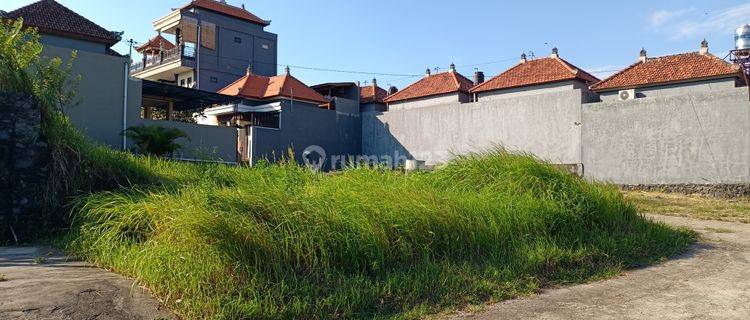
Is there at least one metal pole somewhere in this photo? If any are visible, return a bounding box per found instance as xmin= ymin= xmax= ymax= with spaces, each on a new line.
xmin=123 ymin=39 xmax=134 ymax=150
xmin=196 ymin=15 xmax=201 ymax=90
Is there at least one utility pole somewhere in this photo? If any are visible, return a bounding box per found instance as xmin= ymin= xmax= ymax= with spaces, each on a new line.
xmin=123 ymin=38 xmax=136 ymax=151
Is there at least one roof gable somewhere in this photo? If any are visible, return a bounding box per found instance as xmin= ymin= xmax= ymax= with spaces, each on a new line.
xmin=5 ymin=0 xmax=120 ymax=46
xmin=219 ymin=73 xmax=327 ymax=104
xmin=361 ymin=85 xmax=388 ymax=103
xmin=183 ymin=0 xmax=270 ymax=26
xmin=591 ymin=52 xmax=740 ymax=92
xmin=471 ymin=57 xmax=599 ymax=93
xmin=136 ymin=35 xmax=175 ymax=53
xmin=384 ymin=71 xmax=473 ymax=103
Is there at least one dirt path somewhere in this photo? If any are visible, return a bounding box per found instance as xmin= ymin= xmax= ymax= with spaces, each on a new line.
xmin=446 ymin=214 xmax=750 ymax=320
xmin=0 ymin=246 xmax=174 ymax=320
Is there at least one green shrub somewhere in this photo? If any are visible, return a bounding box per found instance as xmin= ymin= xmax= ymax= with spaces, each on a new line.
xmin=124 ymin=125 xmax=189 ymax=157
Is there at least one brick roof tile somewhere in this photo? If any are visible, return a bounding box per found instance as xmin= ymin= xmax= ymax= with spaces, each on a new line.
xmin=360 ymin=85 xmax=388 ymax=103
xmin=591 ymin=52 xmax=740 ymax=92
xmin=219 ymin=72 xmax=327 ymax=104
xmin=136 ymin=35 xmax=176 ymax=53
xmin=5 ymin=0 xmax=120 ymax=46
xmin=471 ymin=57 xmax=599 ymax=93
xmin=183 ymin=0 xmax=269 ymax=26
xmin=384 ymin=71 xmax=473 ymax=103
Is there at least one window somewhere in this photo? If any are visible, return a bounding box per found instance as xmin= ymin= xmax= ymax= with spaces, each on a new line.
xmin=261 ymin=44 xmax=270 ymax=50
xmin=210 ymin=77 xmax=218 ymax=83
xmin=200 ymin=22 xmax=216 ymax=50
xmin=234 ymin=37 xmax=242 ymax=44
xmin=179 ymin=79 xmax=185 ymax=87
xmin=186 ymin=77 xmax=193 ymax=88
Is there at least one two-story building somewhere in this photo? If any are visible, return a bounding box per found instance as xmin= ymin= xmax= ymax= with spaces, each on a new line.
xmin=130 ymin=0 xmax=278 ymax=93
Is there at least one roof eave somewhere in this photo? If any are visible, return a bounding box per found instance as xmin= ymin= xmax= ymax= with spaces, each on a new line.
xmin=385 ymin=90 xmax=465 ymax=104
xmin=592 ymin=73 xmax=741 ymax=93
xmin=34 ymin=25 xmax=119 ymax=46
xmin=471 ymin=77 xmax=581 ymax=93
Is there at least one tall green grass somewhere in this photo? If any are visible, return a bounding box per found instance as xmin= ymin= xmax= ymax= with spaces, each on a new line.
xmin=62 ymin=150 xmax=695 ymax=319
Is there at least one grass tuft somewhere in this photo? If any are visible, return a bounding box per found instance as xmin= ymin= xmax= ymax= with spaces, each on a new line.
xmin=61 ymin=150 xmax=696 ymax=319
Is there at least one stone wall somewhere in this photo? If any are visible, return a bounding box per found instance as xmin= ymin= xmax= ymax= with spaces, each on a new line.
xmin=0 ymin=93 xmax=49 ymax=243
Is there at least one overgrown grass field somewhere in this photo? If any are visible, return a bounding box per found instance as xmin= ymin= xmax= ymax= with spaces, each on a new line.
xmin=2 ymin=18 xmax=695 ymax=319
xmin=61 ymin=150 xmax=696 ymax=319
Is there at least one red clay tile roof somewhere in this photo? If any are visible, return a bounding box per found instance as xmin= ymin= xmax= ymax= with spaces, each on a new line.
xmin=136 ymin=35 xmax=176 ymax=53
xmin=183 ymin=0 xmax=270 ymax=26
xmin=471 ymin=57 xmax=599 ymax=93
xmin=219 ymin=72 xmax=327 ymax=104
xmin=591 ymin=52 xmax=740 ymax=92
xmin=5 ymin=0 xmax=120 ymax=46
xmin=360 ymin=85 xmax=388 ymax=103
xmin=384 ymin=71 xmax=474 ymax=103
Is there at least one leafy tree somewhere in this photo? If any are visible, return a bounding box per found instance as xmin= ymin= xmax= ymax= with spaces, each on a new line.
xmin=124 ymin=125 xmax=189 ymax=157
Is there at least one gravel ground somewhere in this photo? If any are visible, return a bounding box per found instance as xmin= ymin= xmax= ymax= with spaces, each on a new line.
xmin=0 ymin=246 xmax=175 ymax=320
xmin=445 ymin=214 xmax=750 ymax=320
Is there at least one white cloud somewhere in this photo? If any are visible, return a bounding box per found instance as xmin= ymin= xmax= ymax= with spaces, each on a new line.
xmin=585 ymin=65 xmax=628 ymax=79
xmin=673 ymin=3 xmax=750 ymax=39
xmin=649 ymin=3 xmax=750 ymax=40
xmin=649 ymin=9 xmax=692 ymax=27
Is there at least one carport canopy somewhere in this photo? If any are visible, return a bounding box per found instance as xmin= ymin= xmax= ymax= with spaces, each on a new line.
xmin=141 ymin=80 xmax=240 ymax=111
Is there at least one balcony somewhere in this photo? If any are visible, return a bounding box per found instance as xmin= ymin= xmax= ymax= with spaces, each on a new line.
xmin=130 ymin=43 xmax=196 ymax=75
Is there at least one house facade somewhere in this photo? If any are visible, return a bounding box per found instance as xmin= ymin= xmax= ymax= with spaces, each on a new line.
xmin=471 ymin=48 xmax=600 ymax=102
xmin=591 ymin=41 xmax=742 ymax=101
xmin=359 ymin=79 xmax=390 ymax=112
xmin=4 ymin=0 xmax=141 ymax=149
xmin=130 ymin=0 xmax=278 ymax=93
xmin=384 ymin=64 xmax=474 ymax=110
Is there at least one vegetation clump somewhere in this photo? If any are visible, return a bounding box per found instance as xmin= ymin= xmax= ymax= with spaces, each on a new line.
xmin=63 ymin=151 xmax=695 ymax=319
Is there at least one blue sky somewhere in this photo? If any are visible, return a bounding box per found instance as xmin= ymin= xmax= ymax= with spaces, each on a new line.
xmin=4 ymin=0 xmax=750 ymax=87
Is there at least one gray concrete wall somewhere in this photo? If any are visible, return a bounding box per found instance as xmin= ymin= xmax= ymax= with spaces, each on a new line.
xmin=135 ymin=119 xmax=239 ymax=163
xmin=251 ymin=102 xmax=361 ymax=170
xmin=363 ymin=89 xmax=585 ymax=166
xmin=477 ymin=80 xmax=573 ymax=100
xmin=361 ymin=102 xmax=387 ymax=113
xmin=598 ymin=78 xmax=738 ymax=102
xmin=40 ymin=34 xmax=107 ymax=54
xmin=582 ymin=87 xmax=750 ymax=184
xmin=333 ymin=97 xmax=360 ymax=115
xmin=41 ymin=43 xmax=139 ymax=149
xmin=388 ymin=92 xmax=471 ymax=111
xmin=191 ymin=10 xmax=278 ymax=92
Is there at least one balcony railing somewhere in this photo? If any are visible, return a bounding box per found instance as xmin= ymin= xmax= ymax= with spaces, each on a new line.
xmin=130 ymin=43 xmax=196 ymax=74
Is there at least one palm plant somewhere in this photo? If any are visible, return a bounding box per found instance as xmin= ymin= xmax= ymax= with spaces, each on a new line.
xmin=124 ymin=125 xmax=189 ymax=157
